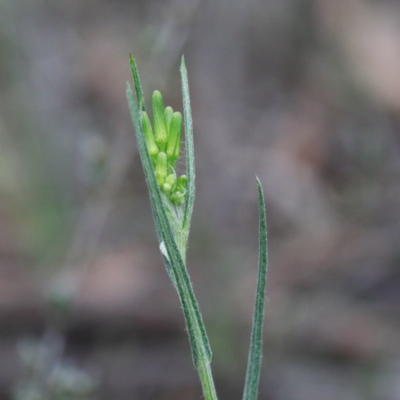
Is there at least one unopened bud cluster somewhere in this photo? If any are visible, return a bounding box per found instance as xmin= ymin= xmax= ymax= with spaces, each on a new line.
xmin=141 ymin=90 xmax=187 ymax=205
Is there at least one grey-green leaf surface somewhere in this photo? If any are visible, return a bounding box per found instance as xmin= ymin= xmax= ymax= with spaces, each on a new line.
xmin=129 ymin=55 xmax=145 ymax=112
xmin=180 ymin=57 xmax=195 ymax=233
xmin=242 ymin=177 xmax=268 ymax=400
xmin=126 ymin=83 xmax=211 ymax=367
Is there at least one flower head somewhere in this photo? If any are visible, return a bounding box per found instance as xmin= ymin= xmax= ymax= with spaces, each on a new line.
xmin=141 ymin=91 xmax=186 ymax=206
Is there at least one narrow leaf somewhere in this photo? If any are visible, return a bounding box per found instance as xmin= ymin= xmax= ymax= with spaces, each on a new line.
xmin=127 ymin=83 xmax=211 ymax=367
xmin=242 ymin=177 xmax=268 ymax=400
xmin=130 ymin=55 xmax=145 ymax=112
xmin=180 ymin=56 xmax=195 ymax=232
xmin=127 ymin=84 xmax=174 ymax=281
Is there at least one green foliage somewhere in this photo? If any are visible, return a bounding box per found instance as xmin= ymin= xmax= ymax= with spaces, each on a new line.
xmin=126 ymin=67 xmax=212 ymax=367
xmin=180 ymin=57 xmax=196 ymax=233
xmin=127 ymin=56 xmax=269 ymax=400
xmin=242 ymin=177 xmax=269 ymax=400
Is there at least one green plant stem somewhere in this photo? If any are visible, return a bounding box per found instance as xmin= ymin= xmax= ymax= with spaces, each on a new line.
xmin=176 ymin=230 xmax=187 ymax=263
xmin=164 ymin=200 xmax=217 ymax=399
xmin=127 ymin=59 xmax=218 ymax=400
xmin=164 ymin=199 xmax=187 ymax=262
xmin=198 ymin=361 xmax=218 ymax=400
xmin=162 ymin=199 xmax=217 ymax=399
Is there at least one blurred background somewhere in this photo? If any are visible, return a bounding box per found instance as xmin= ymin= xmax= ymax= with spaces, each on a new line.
xmin=1 ymin=0 xmax=400 ymax=399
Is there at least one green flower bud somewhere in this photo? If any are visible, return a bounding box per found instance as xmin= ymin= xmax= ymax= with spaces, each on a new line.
xmin=164 ymin=106 xmax=173 ymax=134
xmin=166 ymin=173 xmax=177 ymax=187
xmin=170 ymin=190 xmax=185 ymax=206
xmin=162 ymin=183 xmax=172 ymax=193
xmin=152 ymin=91 xmax=168 ymax=151
xmin=176 ymin=175 xmax=187 ymax=192
xmin=141 ymin=112 xmax=159 ymax=158
xmin=162 ymin=174 xmax=177 ymax=194
xmin=166 ymin=111 xmax=182 ymax=162
xmin=155 ymin=152 xmax=168 ymax=186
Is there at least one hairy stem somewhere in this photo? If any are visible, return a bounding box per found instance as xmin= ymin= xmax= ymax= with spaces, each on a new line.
xmin=198 ymin=361 xmax=218 ymax=400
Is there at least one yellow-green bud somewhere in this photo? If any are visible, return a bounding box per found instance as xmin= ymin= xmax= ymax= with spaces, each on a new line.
xmin=155 ymin=152 xmax=168 ymax=186
xmin=170 ymin=190 xmax=185 ymax=206
xmin=141 ymin=112 xmax=159 ymax=158
xmin=162 ymin=174 xmax=177 ymax=194
xmin=166 ymin=111 xmax=182 ymax=162
xmin=176 ymin=175 xmax=187 ymax=192
xmin=164 ymin=106 xmax=173 ymax=135
xmin=162 ymin=183 xmax=172 ymax=193
xmin=152 ymin=91 xmax=168 ymax=151
xmin=166 ymin=173 xmax=177 ymax=186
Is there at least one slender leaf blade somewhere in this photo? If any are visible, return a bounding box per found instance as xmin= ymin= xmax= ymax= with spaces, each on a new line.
xmin=180 ymin=56 xmax=195 ymax=232
xmin=127 ymin=83 xmax=211 ymax=367
xmin=242 ymin=177 xmax=268 ymax=400
xmin=130 ymin=55 xmax=145 ymax=112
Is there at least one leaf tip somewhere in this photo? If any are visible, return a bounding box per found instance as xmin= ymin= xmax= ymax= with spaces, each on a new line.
xmin=180 ymin=55 xmax=186 ymax=71
xmin=126 ymin=81 xmax=133 ymax=92
xmin=129 ymin=54 xmax=136 ymax=71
